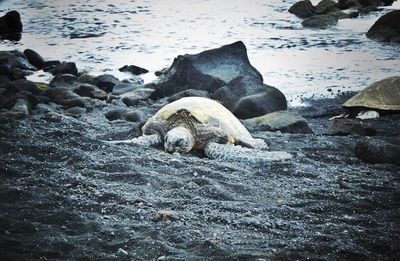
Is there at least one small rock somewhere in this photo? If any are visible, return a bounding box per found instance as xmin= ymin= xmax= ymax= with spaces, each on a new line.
xmin=74 ymin=83 xmax=108 ymax=100
xmin=119 ymin=65 xmax=149 ymax=75
xmin=104 ymin=108 xmax=126 ymax=121
xmin=122 ymin=88 xmax=155 ymax=106
xmin=355 ymin=137 xmax=400 ymax=166
xmin=315 ymin=0 xmax=339 ymax=14
xmin=49 ymin=74 xmax=79 ymax=88
xmin=325 ymin=119 xmax=377 ymax=136
xmin=124 ymin=110 xmax=144 ymax=122
xmin=244 ymin=111 xmax=314 ymax=134
xmin=112 ymin=82 xmax=140 ymax=95
xmin=11 ymin=98 xmax=30 ymax=116
xmin=302 ymin=14 xmax=339 ymax=29
xmin=47 ymin=62 xmax=78 ymax=76
xmin=154 ymin=67 xmax=169 ymax=77
xmin=0 ymin=11 xmax=23 ymax=35
xmin=167 ymin=89 xmax=210 ymax=103
xmin=116 ymin=248 xmax=128 ymax=257
xmin=93 ymin=74 xmax=119 ymax=92
xmin=289 ymin=0 xmax=315 ymax=18
xmin=152 ymin=210 xmax=177 ymax=222
xmin=78 ymin=73 xmax=96 ymax=84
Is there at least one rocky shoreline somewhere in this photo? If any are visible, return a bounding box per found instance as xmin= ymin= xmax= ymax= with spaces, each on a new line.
xmin=1 ymin=3 xmax=400 ymax=260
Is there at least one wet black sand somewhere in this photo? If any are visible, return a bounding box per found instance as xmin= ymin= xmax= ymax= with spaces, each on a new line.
xmin=0 ymin=97 xmax=399 ymax=260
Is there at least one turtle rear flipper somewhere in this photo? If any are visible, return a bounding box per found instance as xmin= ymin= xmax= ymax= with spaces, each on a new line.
xmin=204 ymin=142 xmax=292 ymax=163
xmin=236 ymin=138 xmax=268 ymax=149
xmin=104 ymin=134 xmax=162 ymax=147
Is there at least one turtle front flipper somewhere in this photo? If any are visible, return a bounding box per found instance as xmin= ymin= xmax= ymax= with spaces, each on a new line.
xmin=104 ymin=134 xmax=162 ymax=147
xmin=204 ymin=142 xmax=292 ymax=163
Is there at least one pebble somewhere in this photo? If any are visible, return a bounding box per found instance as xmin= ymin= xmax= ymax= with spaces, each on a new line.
xmin=116 ymin=248 xmax=128 ymax=256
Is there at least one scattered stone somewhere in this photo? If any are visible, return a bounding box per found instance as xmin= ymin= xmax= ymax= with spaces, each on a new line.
xmin=149 ymin=41 xmax=263 ymax=99
xmin=154 ymin=67 xmax=169 ymax=77
xmin=124 ymin=110 xmax=144 ymax=122
xmin=49 ymin=74 xmax=79 ymax=88
xmin=366 ymin=10 xmax=400 ymax=43
xmin=0 ymin=11 xmax=23 ymax=35
xmin=355 ymin=137 xmax=400 ymax=166
xmin=74 ymin=84 xmax=108 ymax=100
xmin=104 ymin=108 xmax=126 ymax=121
xmin=78 ymin=73 xmax=96 ymax=84
xmin=11 ymin=98 xmax=30 ymax=116
xmin=93 ymin=74 xmax=119 ymax=92
xmin=112 ymin=82 xmax=140 ymax=95
xmin=42 ymin=60 xmax=61 ymax=70
xmin=47 ymin=62 xmax=78 ymax=76
xmin=213 ymin=75 xmax=287 ymax=119
xmin=43 ymin=87 xmax=88 ymax=108
xmin=302 ymin=14 xmax=339 ymax=29
xmin=11 ymin=79 xmax=42 ymax=95
xmin=121 ymin=88 xmax=155 ymax=106
xmin=288 ymin=0 xmax=316 ymax=18
xmin=23 ymin=49 xmax=45 ymax=69
xmin=152 ymin=210 xmax=177 ymax=222
xmin=244 ymin=111 xmax=314 ymax=134
xmin=325 ymin=119 xmax=377 ymax=136
xmin=315 ymin=0 xmax=339 ymax=14
xmin=116 ymin=248 xmax=129 ymax=257
xmin=119 ymin=65 xmax=149 ymax=75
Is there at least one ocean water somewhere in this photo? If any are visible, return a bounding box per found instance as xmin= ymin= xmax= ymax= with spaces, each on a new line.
xmin=1 ymin=0 xmax=399 ymax=105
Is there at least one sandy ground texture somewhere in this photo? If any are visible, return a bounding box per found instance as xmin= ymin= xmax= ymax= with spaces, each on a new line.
xmin=0 ymin=96 xmax=399 ymax=260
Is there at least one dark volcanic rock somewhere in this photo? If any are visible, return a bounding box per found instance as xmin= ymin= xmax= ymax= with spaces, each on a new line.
xmin=74 ymin=84 xmax=108 ymax=101
xmin=47 ymin=62 xmax=78 ymax=76
xmin=315 ymin=0 xmax=339 ymax=14
xmin=119 ymin=65 xmax=149 ymax=75
xmin=366 ymin=10 xmax=400 ymax=43
xmin=43 ymin=87 xmax=89 ymax=108
xmin=93 ymin=74 xmax=119 ymax=92
xmin=213 ymin=75 xmax=287 ymax=119
xmin=302 ymin=14 xmax=339 ymax=28
xmin=122 ymin=88 xmax=155 ymax=106
xmin=244 ymin=111 xmax=314 ymax=134
xmin=150 ymin=41 xmax=263 ymax=99
xmin=112 ymin=82 xmax=140 ymax=95
xmin=23 ymin=49 xmax=46 ymax=70
xmin=49 ymin=74 xmax=79 ymax=88
xmin=325 ymin=119 xmax=377 ymax=136
xmin=0 ymin=11 xmax=23 ymax=35
xmin=288 ymin=0 xmax=316 ymax=18
xmin=167 ymin=89 xmax=210 ymax=103
xmin=355 ymin=137 xmax=400 ymax=165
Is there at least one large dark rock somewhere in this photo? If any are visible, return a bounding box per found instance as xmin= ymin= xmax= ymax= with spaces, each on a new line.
xmin=0 ymin=11 xmax=22 ymax=35
xmin=149 ymin=41 xmax=263 ymax=99
xmin=288 ymin=0 xmax=316 ymax=18
xmin=213 ymin=75 xmax=287 ymax=119
xmin=23 ymin=49 xmax=46 ymax=69
xmin=315 ymin=0 xmax=339 ymax=14
xmin=325 ymin=119 xmax=377 ymax=136
xmin=93 ymin=74 xmax=120 ymax=93
xmin=366 ymin=10 xmax=400 ymax=43
xmin=43 ymin=87 xmax=89 ymax=108
xmin=244 ymin=111 xmax=314 ymax=134
xmin=355 ymin=137 xmax=400 ymax=166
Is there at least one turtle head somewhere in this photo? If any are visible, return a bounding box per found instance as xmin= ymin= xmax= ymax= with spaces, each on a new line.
xmin=164 ymin=127 xmax=195 ymax=153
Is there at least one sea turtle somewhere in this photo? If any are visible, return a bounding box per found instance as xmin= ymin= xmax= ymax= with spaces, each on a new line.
xmin=332 ymin=76 xmax=400 ymax=120
xmin=107 ymin=97 xmax=292 ymax=163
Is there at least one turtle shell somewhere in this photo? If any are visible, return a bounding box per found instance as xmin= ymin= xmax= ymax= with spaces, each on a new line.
xmin=142 ymin=97 xmax=253 ymax=142
xmin=343 ymin=76 xmax=400 ymax=111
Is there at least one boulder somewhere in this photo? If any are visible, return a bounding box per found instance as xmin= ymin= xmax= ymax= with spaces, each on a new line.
xmin=302 ymin=14 xmax=339 ymax=29
xmin=0 ymin=11 xmax=23 ymax=34
xmin=23 ymin=49 xmax=46 ymax=69
xmin=244 ymin=111 xmax=314 ymax=134
xmin=213 ymin=75 xmax=287 ymax=119
xmin=355 ymin=138 xmax=400 ymax=166
xmin=93 ymin=74 xmax=119 ymax=92
xmin=366 ymin=10 xmax=400 ymax=43
xmin=288 ymin=0 xmax=316 ymax=18
xmin=121 ymin=88 xmax=155 ymax=106
xmin=325 ymin=119 xmax=377 ymax=136
xmin=119 ymin=65 xmax=149 ymax=75
xmin=43 ymin=87 xmax=88 ymax=108
xmin=149 ymin=41 xmax=263 ymax=99
xmin=47 ymin=62 xmax=78 ymax=76
xmin=49 ymin=74 xmax=79 ymax=88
